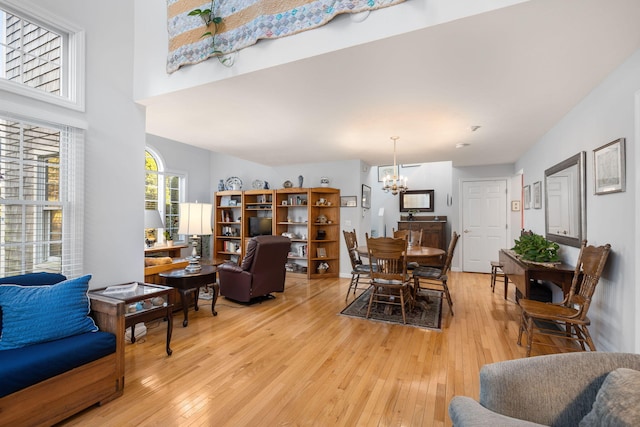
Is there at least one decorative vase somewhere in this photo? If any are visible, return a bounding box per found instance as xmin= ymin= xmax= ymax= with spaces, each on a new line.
xmin=217 ymin=179 xmax=225 ymax=191
xmin=298 ymin=175 xmax=304 ymax=188
xmin=320 ymin=176 xmax=330 ymax=187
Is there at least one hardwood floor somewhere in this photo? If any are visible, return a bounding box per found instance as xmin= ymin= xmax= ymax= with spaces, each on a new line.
xmin=60 ymin=272 xmax=563 ymax=426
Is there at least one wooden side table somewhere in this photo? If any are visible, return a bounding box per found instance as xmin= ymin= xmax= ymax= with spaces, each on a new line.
xmin=90 ymin=283 xmax=174 ymax=356
xmin=160 ymin=264 xmax=220 ymax=327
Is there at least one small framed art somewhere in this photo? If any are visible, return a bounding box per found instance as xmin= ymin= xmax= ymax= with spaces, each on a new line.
xmin=594 ymin=137 xmax=626 ymax=195
xmin=340 ymin=196 xmax=357 ymax=207
xmin=378 ymin=165 xmax=398 ymax=182
xmin=523 ymin=185 xmax=531 ymax=210
xmin=533 ymin=181 xmax=542 ymax=209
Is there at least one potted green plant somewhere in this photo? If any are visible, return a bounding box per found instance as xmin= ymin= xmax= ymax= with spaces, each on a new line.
xmin=164 ymin=230 xmax=174 ymax=247
xmin=512 ymin=232 xmax=560 ymax=263
xmin=188 ymin=0 xmax=234 ymax=67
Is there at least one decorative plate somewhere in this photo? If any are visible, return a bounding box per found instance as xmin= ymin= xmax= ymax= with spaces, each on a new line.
xmin=225 ymin=176 xmax=243 ymax=191
xmin=252 ymin=179 xmax=264 ymax=189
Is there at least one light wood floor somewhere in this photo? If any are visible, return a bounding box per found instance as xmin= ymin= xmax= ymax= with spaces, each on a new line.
xmin=60 ymin=272 xmax=562 ymax=426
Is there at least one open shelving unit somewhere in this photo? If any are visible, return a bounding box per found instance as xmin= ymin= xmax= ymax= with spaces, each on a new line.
xmin=214 ymin=187 xmax=339 ymax=278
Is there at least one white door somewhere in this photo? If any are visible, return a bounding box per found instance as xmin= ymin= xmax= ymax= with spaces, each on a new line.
xmin=462 ymin=180 xmax=508 ymax=273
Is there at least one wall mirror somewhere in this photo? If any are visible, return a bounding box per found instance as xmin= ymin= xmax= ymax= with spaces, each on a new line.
xmin=399 ymin=190 xmax=434 ymax=212
xmin=544 ymin=152 xmax=586 ymax=247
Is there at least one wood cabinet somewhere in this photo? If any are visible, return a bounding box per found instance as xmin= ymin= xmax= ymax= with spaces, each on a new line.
xmin=397 ymin=216 xmax=447 ymax=251
xmin=214 ymin=187 xmax=340 ymax=278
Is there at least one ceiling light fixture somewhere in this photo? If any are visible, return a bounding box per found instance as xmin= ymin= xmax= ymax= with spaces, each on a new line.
xmin=382 ymin=136 xmax=408 ymax=196
xmin=456 ymin=143 xmax=471 ymax=149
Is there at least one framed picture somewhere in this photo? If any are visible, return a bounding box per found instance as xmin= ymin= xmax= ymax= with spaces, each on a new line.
xmin=523 ymin=185 xmax=531 ymax=210
xmin=378 ymin=165 xmax=398 ymax=182
xmin=593 ymin=137 xmax=626 ymax=195
xmin=316 ymin=247 xmax=327 ymax=258
xmin=361 ymin=184 xmax=371 ymax=209
xmin=340 ymin=196 xmax=357 ymax=207
xmin=533 ymin=181 xmax=542 ymax=209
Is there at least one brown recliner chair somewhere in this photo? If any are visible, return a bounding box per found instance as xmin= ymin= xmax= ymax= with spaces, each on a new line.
xmin=218 ymin=235 xmax=291 ymax=303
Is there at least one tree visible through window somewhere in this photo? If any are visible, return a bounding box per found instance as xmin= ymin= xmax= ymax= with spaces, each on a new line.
xmin=145 ymin=149 xmax=183 ymax=242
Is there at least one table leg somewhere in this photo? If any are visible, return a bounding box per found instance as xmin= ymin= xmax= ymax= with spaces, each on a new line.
xmin=166 ymin=307 xmax=173 ymax=356
xmin=211 ymin=283 xmax=219 ymax=316
xmin=179 ymin=289 xmax=190 ymax=327
xmin=193 ymin=286 xmax=200 ymax=312
xmin=130 ymin=323 xmax=136 ymax=343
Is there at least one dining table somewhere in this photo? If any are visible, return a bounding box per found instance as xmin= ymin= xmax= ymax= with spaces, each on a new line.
xmin=357 ymin=244 xmax=446 ymax=266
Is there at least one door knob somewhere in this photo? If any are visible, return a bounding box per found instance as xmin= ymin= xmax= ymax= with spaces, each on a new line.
xmin=463 ymin=229 xmax=470 ymax=233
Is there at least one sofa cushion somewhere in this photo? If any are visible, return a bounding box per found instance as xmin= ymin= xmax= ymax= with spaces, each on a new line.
xmin=0 ymin=275 xmax=98 ymax=350
xmin=0 ymin=331 xmax=116 ymax=397
xmin=579 ymin=367 xmax=640 ymax=427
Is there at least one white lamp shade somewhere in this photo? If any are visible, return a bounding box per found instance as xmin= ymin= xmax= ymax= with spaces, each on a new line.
xmin=178 ymin=203 xmax=213 ymax=236
xmin=144 ymin=209 xmax=164 ymax=229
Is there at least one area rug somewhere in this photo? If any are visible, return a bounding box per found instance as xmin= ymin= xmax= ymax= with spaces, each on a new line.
xmin=340 ymin=288 xmax=443 ymax=331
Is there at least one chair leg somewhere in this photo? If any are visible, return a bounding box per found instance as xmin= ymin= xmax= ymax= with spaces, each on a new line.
xmin=517 ymin=311 xmax=526 ymax=345
xmin=399 ymin=291 xmax=407 ymax=324
xmin=365 ymin=286 xmax=376 ymax=319
xmin=442 ymin=279 xmax=454 ymax=316
xmin=345 ymin=273 xmax=359 ymax=302
xmin=525 ymin=317 xmax=535 ymax=357
xmin=490 ymin=266 xmax=497 ymax=292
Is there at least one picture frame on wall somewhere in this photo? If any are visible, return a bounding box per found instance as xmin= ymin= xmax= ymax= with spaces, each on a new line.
xmin=523 ymin=185 xmax=531 ymax=210
xmin=340 ymin=196 xmax=357 ymax=207
xmin=361 ymin=184 xmax=371 ymax=209
xmin=533 ymin=181 xmax=542 ymax=209
xmin=593 ymin=137 xmax=626 ymax=195
xmin=378 ymin=165 xmax=398 ymax=182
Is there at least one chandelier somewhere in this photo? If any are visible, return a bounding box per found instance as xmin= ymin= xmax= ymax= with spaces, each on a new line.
xmin=382 ymin=136 xmax=408 ymax=195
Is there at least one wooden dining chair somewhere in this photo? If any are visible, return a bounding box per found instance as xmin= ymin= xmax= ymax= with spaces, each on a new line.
xmin=412 ymin=231 xmax=459 ymax=315
xmin=392 ymin=228 xmax=410 ymax=241
xmin=366 ymin=236 xmax=414 ymax=324
xmin=343 ymin=229 xmax=373 ymax=302
xmin=517 ymin=240 xmax=611 ymax=356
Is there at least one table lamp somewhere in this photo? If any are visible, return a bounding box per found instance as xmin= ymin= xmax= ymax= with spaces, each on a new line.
xmin=178 ymin=202 xmax=213 ymax=272
xmin=144 ymin=209 xmax=165 ymax=248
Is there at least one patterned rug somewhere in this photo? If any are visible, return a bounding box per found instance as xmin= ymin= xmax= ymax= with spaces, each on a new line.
xmin=340 ymin=288 xmax=443 ymax=331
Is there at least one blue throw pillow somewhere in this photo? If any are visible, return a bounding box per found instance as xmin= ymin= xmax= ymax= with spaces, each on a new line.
xmin=0 ymin=275 xmax=98 ymax=350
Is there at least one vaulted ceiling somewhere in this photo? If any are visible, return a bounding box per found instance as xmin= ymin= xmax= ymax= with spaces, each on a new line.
xmin=144 ymin=0 xmax=640 ymax=167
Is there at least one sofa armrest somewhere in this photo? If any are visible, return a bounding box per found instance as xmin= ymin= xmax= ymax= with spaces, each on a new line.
xmin=449 ymin=397 xmax=545 ymax=427
xmin=478 ymin=352 xmax=640 ymax=426
xmin=89 ymin=294 xmax=125 ymax=390
xmin=218 ymin=262 xmax=244 ymax=274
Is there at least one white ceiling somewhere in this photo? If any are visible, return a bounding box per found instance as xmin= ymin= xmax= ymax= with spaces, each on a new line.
xmin=144 ymin=0 xmax=640 ymax=167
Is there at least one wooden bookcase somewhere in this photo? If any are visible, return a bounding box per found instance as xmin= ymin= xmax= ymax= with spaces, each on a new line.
xmin=213 ymin=190 xmax=243 ymax=263
xmin=214 ymin=187 xmax=340 ymax=278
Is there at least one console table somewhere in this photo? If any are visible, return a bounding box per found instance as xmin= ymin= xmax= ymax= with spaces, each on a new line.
xmin=499 ymin=249 xmax=576 ymax=300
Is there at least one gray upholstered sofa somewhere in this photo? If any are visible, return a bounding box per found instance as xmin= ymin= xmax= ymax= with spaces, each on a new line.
xmin=449 ymin=352 xmax=640 ymax=426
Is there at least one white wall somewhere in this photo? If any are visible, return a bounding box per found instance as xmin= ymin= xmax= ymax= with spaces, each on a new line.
xmin=516 ymin=48 xmax=640 ymax=353
xmin=132 ymin=0 xmax=526 ymax=102
xmin=10 ymin=0 xmax=147 ymax=288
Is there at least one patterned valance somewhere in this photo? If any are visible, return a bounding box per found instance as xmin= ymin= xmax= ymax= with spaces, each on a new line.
xmin=167 ymin=0 xmax=406 ymax=73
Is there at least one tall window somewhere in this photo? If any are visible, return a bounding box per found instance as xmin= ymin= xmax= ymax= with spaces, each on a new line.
xmin=0 ymin=114 xmax=83 ymax=277
xmin=0 ymin=2 xmax=84 ymax=109
xmin=145 ymin=148 xmax=184 ymax=241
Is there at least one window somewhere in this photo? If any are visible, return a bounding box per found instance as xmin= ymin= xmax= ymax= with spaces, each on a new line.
xmin=145 ymin=148 xmax=184 ymax=242
xmin=0 ymin=114 xmax=83 ymax=277
xmin=0 ymin=1 xmax=84 ymax=110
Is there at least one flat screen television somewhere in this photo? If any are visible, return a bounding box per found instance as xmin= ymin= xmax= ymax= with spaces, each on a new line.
xmin=249 ymin=217 xmax=272 ymax=236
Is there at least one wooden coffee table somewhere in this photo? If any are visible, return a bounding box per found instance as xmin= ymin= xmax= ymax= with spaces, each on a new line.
xmin=160 ymin=264 xmax=220 ymax=327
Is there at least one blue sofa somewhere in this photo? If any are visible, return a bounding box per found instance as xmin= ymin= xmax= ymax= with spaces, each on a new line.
xmin=0 ymin=273 xmax=125 ymax=426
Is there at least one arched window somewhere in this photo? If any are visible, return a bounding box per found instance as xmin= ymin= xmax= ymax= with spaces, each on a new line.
xmin=145 ymin=148 xmax=184 ymax=242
